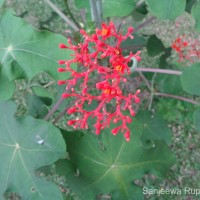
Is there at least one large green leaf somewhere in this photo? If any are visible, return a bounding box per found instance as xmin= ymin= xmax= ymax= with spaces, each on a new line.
xmin=191 ymin=1 xmax=200 ymax=32
xmin=75 ymin=0 xmax=136 ymax=18
xmin=0 ymin=0 xmax=4 ymax=7
xmin=146 ymin=0 xmax=186 ymax=19
xmin=58 ymin=120 xmax=175 ymax=199
xmin=0 ymin=101 xmax=66 ymax=199
xmin=103 ymin=0 xmax=136 ymax=18
xmin=0 ymin=11 xmax=71 ymax=81
xmin=181 ymin=63 xmax=200 ymax=96
xmin=193 ymin=109 xmax=200 ymax=132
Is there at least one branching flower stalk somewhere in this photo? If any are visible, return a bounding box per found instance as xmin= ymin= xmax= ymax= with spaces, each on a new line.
xmin=57 ymin=22 xmax=141 ymax=141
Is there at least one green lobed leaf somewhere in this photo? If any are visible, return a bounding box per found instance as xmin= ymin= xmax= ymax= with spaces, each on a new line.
xmin=103 ymin=0 xmax=136 ymax=18
xmin=74 ymin=0 xmax=136 ymax=18
xmin=146 ymin=0 xmax=186 ymax=19
xmin=0 ymin=101 xmax=66 ymax=200
xmin=193 ymin=109 xmax=200 ymax=132
xmin=191 ymin=1 xmax=200 ymax=32
xmin=146 ymin=35 xmax=165 ymax=57
xmin=181 ymin=63 xmax=200 ymax=96
xmin=0 ymin=10 xmax=72 ymax=81
xmin=59 ymin=120 xmax=175 ymax=199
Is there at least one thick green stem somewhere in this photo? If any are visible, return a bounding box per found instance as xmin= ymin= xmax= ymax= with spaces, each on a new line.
xmin=135 ymin=67 xmax=182 ymax=75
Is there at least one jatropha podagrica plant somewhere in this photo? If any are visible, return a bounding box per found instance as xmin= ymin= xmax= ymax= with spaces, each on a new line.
xmin=57 ymin=22 xmax=141 ymax=141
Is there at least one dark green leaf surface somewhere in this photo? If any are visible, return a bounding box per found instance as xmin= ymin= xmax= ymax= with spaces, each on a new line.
xmin=191 ymin=1 xmax=200 ymax=32
xmin=146 ymin=0 xmax=186 ymax=19
xmin=156 ymin=74 xmax=182 ymax=94
xmin=186 ymin=0 xmax=198 ymax=13
xmin=137 ymin=111 xmax=172 ymax=145
xmin=181 ymin=63 xmax=200 ymax=96
xmin=146 ymin=35 xmax=165 ymax=57
xmin=61 ymin=120 xmax=175 ymax=199
xmin=193 ymin=109 xmax=200 ymax=132
xmin=122 ymin=34 xmax=146 ymax=54
xmin=0 ymin=11 xmax=71 ymax=81
xmin=0 ymin=101 xmax=66 ymax=200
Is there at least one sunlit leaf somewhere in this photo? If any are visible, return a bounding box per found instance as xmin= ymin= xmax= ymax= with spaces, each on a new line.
xmin=146 ymin=0 xmax=186 ymax=19
xmin=0 ymin=0 xmax=4 ymax=7
xmin=74 ymin=0 xmax=136 ymax=18
xmin=0 ymin=101 xmax=66 ymax=200
xmin=0 ymin=11 xmax=71 ymax=81
xmin=191 ymin=1 xmax=200 ymax=32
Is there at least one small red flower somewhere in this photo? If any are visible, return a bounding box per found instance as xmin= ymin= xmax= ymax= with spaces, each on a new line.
xmin=172 ymin=35 xmax=200 ymax=63
xmin=58 ymin=22 xmax=141 ymax=141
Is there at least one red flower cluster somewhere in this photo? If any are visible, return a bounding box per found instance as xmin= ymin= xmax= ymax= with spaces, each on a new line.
xmin=172 ymin=35 xmax=200 ymax=62
xmin=57 ymin=22 xmax=141 ymax=141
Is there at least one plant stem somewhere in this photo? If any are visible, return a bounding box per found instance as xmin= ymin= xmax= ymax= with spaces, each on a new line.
xmin=138 ymin=71 xmax=151 ymax=90
xmin=44 ymin=96 xmax=64 ymax=120
xmin=135 ymin=67 xmax=182 ymax=75
xmin=53 ymin=107 xmax=67 ymax=124
xmin=65 ymin=0 xmax=81 ymax=29
xmin=96 ymin=0 xmax=103 ymax=20
xmin=52 ymin=98 xmax=76 ymax=124
xmin=134 ymin=16 xmax=156 ymax=32
xmin=43 ymin=81 xmax=56 ymax=88
xmin=154 ymin=92 xmax=200 ymax=106
xmin=148 ymin=73 xmax=157 ymax=110
xmin=43 ymin=0 xmax=79 ymax=32
xmin=89 ymin=0 xmax=101 ymax=28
